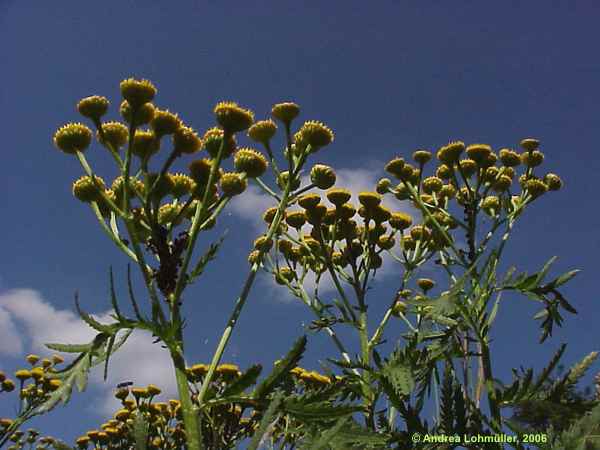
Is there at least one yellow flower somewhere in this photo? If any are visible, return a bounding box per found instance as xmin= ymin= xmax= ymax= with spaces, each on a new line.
xmin=298 ymin=193 xmax=321 ymax=210
xmin=519 ymin=138 xmax=540 ymax=152
xmin=26 ymin=355 xmax=40 ymax=366
xmin=97 ymin=121 xmax=129 ymax=151
xmin=439 ymin=184 xmax=457 ymax=200
xmin=544 ymin=173 xmax=563 ymax=191
xmin=310 ymin=164 xmax=337 ymax=189
xmin=358 ymin=192 xmax=382 ymax=209
xmin=219 ymin=172 xmax=247 ymax=197
xmin=481 ymin=196 xmax=500 ymax=215
xmin=170 ymin=173 xmax=196 ymax=198
xmin=173 ymin=125 xmax=202 ymax=154
xmin=248 ymin=119 xmax=277 ymax=143
xmin=388 ymin=212 xmax=413 ymax=230
xmin=157 ymin=203 xmax=183 ymax=226
xmin=410 ymin=225 xmax=430 ymax=241
xmin=275 ymin=267 xmax=295 ymax=285
xmin=216 ymin=364 xmax=241 ymax=377
xmin=525 ymin=179 xmax=548 ymax=198
xmin=131 ymin=387 xmax=149 ymax=399
xmin=385 ymin=157 xmax=406 ymax=178
xmin=248 ymin=250 xmax=262 ymax=264
xmin=417 ymin=278 xmax=435 ymax=293
xmin=435 ymin=164 xmax=453 ymax=180
xmin=521 ymin=150 xmax=544 ymax=167
xmin=150 ymin=109 xmax=182 ymax=137
xmin=30 ymin=367 xmax=44 ymax=381
xmin=271 ymin=102 xmax=300 ymax=124
xmin=53 ymin=123 xmax=92 ymax=154
xmin=326 ymin=188 xmax=351 ymax=206
xmin=286 ymin=211 xmax=306 ymax=229
xmin=131 ymin=130 xmax=159 ymax=158
xmin=234 ymin=148 xmax=269 ymax=178
xmin=214 ymin=101 xmax=254 ymax=133
xmin=188 ymin=158 xmax=217 ymax=185
xmin=202 ymin=127 xmax=237 ymax=158
xmin=1 ymin=380 xmax=15 ymax=392
xmin=459 ymin=159 xmax=478 ymax=177
xmin=72 ymin=176 xmax=106 ymax=203
xmin=254 ymin=235 xmax=273 ymax=252
xmin=437 ymin=141 xmax=465 ymax=164
xmin=146 ymin=384 xmax=161 ymax=396
xmin=119 ymin=78 xmax=157 ymax=108
xmin=77 ymin=95 xmax=109 ymax=122
xmin=392 ymin=301 xmax=408 ymax=316
xmin=376 ymin=178 xmax=392 ymax=194
xmin=412 ymin=149 xmax=432 ymax=165
xmin=337 ymin=203 xmax=357 ymax=220
xmin=493 ymin=175 xmax=512 ymax=192
xmin=499 ymin=148 xmax=521 ymax=167
xmin=466 ymin=143 xmax=492 ymax=164
xmin=422 ymin=176 xmax=443 ymax=194
xmin=296 ymin=121 xmax=334 ymax=151
xmin=119 ymin=100 xmax=155 ymax=125
xmin=15 ymin=370 xmax=31 ymax=381
xmin=377 ymin=235 xmax=395 ymax=250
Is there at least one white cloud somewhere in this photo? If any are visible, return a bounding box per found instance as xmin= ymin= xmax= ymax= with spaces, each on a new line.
xmin=0 ymin=289 xmax=177 ymax=416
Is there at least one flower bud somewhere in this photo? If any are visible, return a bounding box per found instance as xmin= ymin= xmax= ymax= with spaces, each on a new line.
xmin=53 ymin=123 xmax=92 ymax=154
xmin=72 ymin=175 xmax=106 ymax=203
xmin=248 ymin=119 xmax=277 ymax=143
xmin=219 ymin=173 xmax=247 ymax=197
xmin=271 ymin=102 xmax=300 ymax=125
xmin=544 ymin=173 xmax=563 ymax=191
xmin=422 ymin=176 xmax=443 ymax=194
xmin=521 ymin=150 xmax=544 ymax=167
xmin=119 ymin=100 xmax=155 ymax=125
xmin=466 ymin=143 xmax=492 ymax=164
xmin=203 ymin=127 xmax=237 ymax=158
xmin=296 ymin=121 xmax=334 ymax=151
xmin=173 ymin=126 xmax=202 ymax=154
xmin=519 ymin=138 xmax=540 ymax=152
xmin=214 ymin=102 xmax=254 ymax=133
xmin=310 ymin=164 xmax=336 ymax=189
xmin=234 ymin=148 xmax=268 ymax=178
xmin=77 ymin=95 xmax=109 ymax=122
xmin=97 ymin=121 xmax=129 ymax=151
xmin=120 ymin=78 xmax=157 ymax=108
xmin=385 ymin=157 xmax=405 ymax=178
xmin=358 ymin=192 xmax=382 ymax=209
xmin=499 ymin=148 xmax=521 ymax=167
xmin=150 ymin=109 xmax=181 ymax=137
xmin=437 ymin=141 xmax=465 ymax=165
xmin=413 ymin=149 xmax=432 ymax=165
xmin=389 ymin=212 xmax=413 ymax=230
xmin=376 ymin=178 xmax=392 ymax=194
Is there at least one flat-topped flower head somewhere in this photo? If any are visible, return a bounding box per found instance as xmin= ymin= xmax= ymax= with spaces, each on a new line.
xmin=203 ymin=127 xmax=237 ymax=158
xmin=254 ymin=235 xmax=273 ymax=252
xmin=437 ymin=141 xmax=465 ymax=165
xmin=271 ymin=102 xmax=300 ymax=124
xmin=417 ymin=278 xmax=435 ymax=293
xmin=410 ymin=225 xmax=430 ymax=241
xmin=26 ymin=354 xmax=40 ymax=366
xmin=189 ymin=158 xmax=220 ymax=185
xmin=173 ymin=126 xmax=202 ymax=154
xmin=358 ymin=192 xmax=382 ymax=209
xmin=520 ymin=138 xmax=540 ymax=152
xmin=389 ymin=212 xmax=413 ymax=230
xmin=170 ymin=173 xmax=196 ymax=198
xmin=521 ymin=150 xmax=544 ymax=167
xmin=298 ymin=193 xmax=321 ymax=210
xmin=481 ymin=195 xmax=501 ymax=216
xmin=158 ymin=203 xmax=183 ymax=226
xmin=422 ymin=176 xmax=443 ymax=194
xmin=119 ymin=78 xmax=157 ymax=108
xmin=214 ymin=101 xmax=254 ymax=133
xmin=435 ymin=164 xmax=453 ymax=180
xmin=376 ymin=178 xmax=392 ymax=194
xmin=285 ymin=210 xmax=307 ymax=229
xmin=72 ymin=175 xmax=106 ymax=203
xmin=326 ymin=188 xmax=351 ymax=206
xmin=119 ymin=100 xmax=155 ymax=125
xmin=248 ymin=119 xmax=277 ymax=143
xmin=493 ymin=175 xmax=512 ymax=192
xmin=525 ymin=178 xmax=548 ymax=198
xmin=544 ymin=173 xmax=563 ymax=191
xmin=150 ymin=109 xmax=181 ymax=137
xmin=131 ymin=130 xmax=159 ymax=158
xmin=385 ymin=157 xmax=405 ymax=178
xmin=54 ymin=123 xmax=92 ymax=154
xmin=262 ymin=207 xmax=280 ymax=224
xmin=413 ymin=149 xmax=432 ymax=165
xmin=234 ymin=148 xmax=268 ymax=178
xmin=219 ymin=172 xmax=247 ymax=197
xmin=466 ymin=143 xmax=492 ymax=164
xmin=296 ymin=121 xmax=334 ymax=151
xmin=97 ymin=122 xmax=128 ymax=151
xmin=459 ymin=159 xmax=478 ymax=177
xmin=310 ymin=164 xmax=337 ymax=189
xmin=499 ymin=148 xmax=521 ymax=167
xmin=77 ymin=96 xmax=109 ymax=122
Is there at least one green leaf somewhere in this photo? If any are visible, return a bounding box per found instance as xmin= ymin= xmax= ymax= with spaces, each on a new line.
xmin=283 ymin=400 xmax=361 ymax=421
xmin=45 ymin=342 xmax=92 ymax=353
xmin=188 ymin=233 xmax=227 ymax=282
xmin=75 ymin=292 xmax=113 ymax=334
xmin=300 ymin=417 xmax=348 ymax=450
xmin=109 ymin=267 xmax=122 ymax=319
xmin=247 ymin=391 xmax=284 ymax=450
xmin=381 ymin=358 xmax=415 ymax=397
xmin=535 ymin=256 xmax=558 ymax=285
xmin=222 ymin=364 xmax=262 ymax=397
xmin=254 ymin=335 xmax=306 ymax=399
xmin=553 ymin=269 xmax=580 ymax=287
xmin=531 ymin=343 xmax=567 ymax=394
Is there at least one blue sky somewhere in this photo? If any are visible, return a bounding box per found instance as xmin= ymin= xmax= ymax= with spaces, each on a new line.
xmin=1 ymin=0 xmax=599 ymax=443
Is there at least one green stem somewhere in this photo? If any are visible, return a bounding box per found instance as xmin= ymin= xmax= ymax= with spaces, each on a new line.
xmin=172 ymin=350 xmax=201 ymax=450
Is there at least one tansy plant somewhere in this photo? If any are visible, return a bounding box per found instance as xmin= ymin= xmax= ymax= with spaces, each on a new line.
xmin=255 ymin=138 xmax=600 ymax=448
xmin=11 ymin=76 xmax=593 ymax=450
xmin=43 ymin=78 xmax=378 ymax=450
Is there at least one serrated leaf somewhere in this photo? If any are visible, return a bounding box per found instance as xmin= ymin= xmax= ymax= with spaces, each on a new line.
xmin=222 ymin=364 xmax=262 ymax=397
xmin=188 ymin=233 xmax=227 ymax=282
xmin=247 ymin=391 xmax=283 ymax=450
xmin=254 ymin=336 xmax=306 ymax=399
xmin=381 ymin=359 xmax=415 ymax=396
xmin=75 ymin=293 xmax=113 ymax=334
xmin=283 ymin=400 xmax=361 ymax=421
